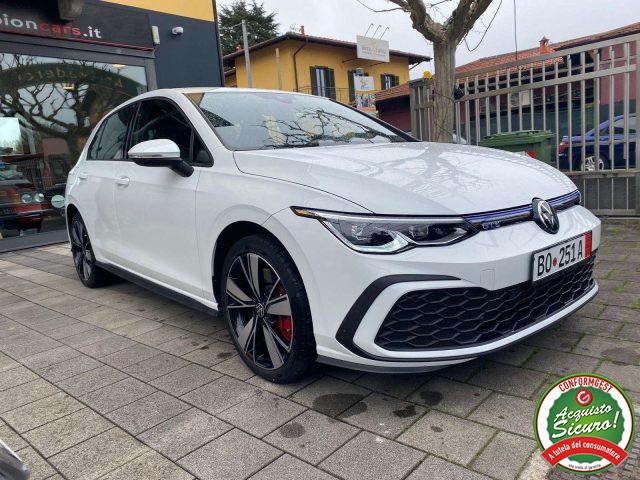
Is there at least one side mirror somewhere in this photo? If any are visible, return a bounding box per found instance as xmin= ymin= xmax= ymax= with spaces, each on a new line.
xmin=0 ymin=439 xmax=29 ymax=480
xmin=127 ymin=139 xmax=194 ymax=177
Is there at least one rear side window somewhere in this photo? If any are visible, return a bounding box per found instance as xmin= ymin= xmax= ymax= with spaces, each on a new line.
xmin=87 ymin=105 xmax=135 ymax=160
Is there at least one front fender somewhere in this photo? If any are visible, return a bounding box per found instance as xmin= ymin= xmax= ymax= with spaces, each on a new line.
xmin=196 ymin=170 xmax=368 ymax=303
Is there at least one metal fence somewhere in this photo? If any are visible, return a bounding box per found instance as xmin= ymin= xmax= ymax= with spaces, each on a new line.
xmin=411 ymin=33 xmax=640 ymax=216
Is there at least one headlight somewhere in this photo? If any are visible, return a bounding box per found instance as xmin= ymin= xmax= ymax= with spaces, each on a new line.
xmin=33 ymin=193 xmax=45 ymax=203
xmin=292 ymin=207 xmax=476 ymax=254
xmin=20 ymin=193 xmax=32 ymax=204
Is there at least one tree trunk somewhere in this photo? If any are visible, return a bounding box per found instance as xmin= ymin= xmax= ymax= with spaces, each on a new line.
xmin=432 ymin=41 xmax=456 ymax=143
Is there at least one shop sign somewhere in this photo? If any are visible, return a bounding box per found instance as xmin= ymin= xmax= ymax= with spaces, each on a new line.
xmin=354 ymin=75 xmax=376 ymax=112
xmin=356 ymin=35 xmax=390 ymax=63
xmin=0 ymin=2 xmax=153 ymax=50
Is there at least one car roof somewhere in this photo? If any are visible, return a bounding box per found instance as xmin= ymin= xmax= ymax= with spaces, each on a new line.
xmin=136 ymin=87 xmax=320 ymax=101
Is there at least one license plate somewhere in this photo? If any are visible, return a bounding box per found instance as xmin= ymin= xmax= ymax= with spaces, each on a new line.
xmin=532 ymin=232 xmax=592 ymax=282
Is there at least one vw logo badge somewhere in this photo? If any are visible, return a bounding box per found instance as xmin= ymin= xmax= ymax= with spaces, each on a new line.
xmin=532 ymin=198 xmax=559 ymax=234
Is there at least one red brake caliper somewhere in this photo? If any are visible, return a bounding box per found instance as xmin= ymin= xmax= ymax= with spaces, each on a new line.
xmin=275 ymin=284 xmax=292 ymax=342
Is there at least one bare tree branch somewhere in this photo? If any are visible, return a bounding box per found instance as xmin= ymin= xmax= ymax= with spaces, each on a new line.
xmin=445 ymin=0 xmax=494 ymax=42
xmin=383 ymin=0 xmax=496 ymax=143
xmin=354 ymin=0 xmax=404 ymax=13
xmin=387 ymin=0 xmax=446 ymax=42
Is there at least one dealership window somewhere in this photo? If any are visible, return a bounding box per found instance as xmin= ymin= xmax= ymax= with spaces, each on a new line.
xmin=310 ymin=66 xmax=336 ymax=100
xmin=380 ymin=74 xmax=400 ymax=90
xmin=0 ymin=52 xmax=147 ymax=240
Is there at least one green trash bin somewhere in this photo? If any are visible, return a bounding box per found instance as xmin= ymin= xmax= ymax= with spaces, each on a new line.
xmin=479 ymin=130 xmax=555 ymax=164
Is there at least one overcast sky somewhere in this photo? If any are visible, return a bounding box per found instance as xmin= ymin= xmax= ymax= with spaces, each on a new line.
xmin=219 ymin=0 xmax=640 ymax=78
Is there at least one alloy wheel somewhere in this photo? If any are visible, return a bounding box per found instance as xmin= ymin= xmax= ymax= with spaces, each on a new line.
xmin=583 ymin=155 xmax=605 ymax=171
xmin=70 ymin=218 xmax=94 ymax=282
xmin=225 ymin=252 xmax=293 ymax=370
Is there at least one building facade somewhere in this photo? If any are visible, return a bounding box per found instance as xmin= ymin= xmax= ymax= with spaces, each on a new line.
xmin=224 ymin=32 xmax=429 ymax=105
xmin=0 ymin=0 xmax=224 ymax=251
xmin=375 ymin=83 xmax=411 ymax=132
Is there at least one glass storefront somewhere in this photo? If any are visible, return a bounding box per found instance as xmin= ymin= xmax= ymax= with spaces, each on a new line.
xmin=0 ymin=53 xmax=147 ymax=241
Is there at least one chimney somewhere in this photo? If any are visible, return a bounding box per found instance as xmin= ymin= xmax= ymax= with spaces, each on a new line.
xmin=300 ymin=25 xmax=305 ymax=35
xmin=539 ymin=36 xmax=551 ymax=54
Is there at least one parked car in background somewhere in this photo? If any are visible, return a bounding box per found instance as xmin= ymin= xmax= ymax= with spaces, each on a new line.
xmin=66 ymin=88 xmax=600 ymax=383
xmin=0 ymin=161 xmax=52 ymax=236
xmin=558 ymin=114 xmax=636 ymax=171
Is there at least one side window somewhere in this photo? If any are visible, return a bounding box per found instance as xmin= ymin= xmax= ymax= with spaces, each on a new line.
xmin=87 ymin=125 xmax=104 ymax=160
xmin=613 ymin=118 xmax=625 ymax=135
xmin=131 ymin=99 xmax=192 ymax=162
xmin=88 ymin=105 xmax=135 ymax=160
xmin=192 ymin=134 xmax=210 ymax=166
xmin=380 ymin=74 xmax=400 ymax=90
xmin=612 ymin=116 xmax=637 ymax=135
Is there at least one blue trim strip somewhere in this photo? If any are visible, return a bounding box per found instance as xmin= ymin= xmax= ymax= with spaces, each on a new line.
xmin=462 ymin=190 xmax=580 ymax=227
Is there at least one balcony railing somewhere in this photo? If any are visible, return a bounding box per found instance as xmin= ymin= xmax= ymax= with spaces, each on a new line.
xmin=296 ymin=86 xmax=352 ymax=105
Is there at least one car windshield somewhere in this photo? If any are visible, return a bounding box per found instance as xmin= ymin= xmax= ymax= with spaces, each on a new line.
xmin=0 ymin=162 xmax=24 ymax=181
xmin=187 ymin=91 xmax=407 ymax=151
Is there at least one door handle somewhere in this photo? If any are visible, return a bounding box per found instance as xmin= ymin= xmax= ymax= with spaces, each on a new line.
xmin=77 ymin=172 xmax=88 ymax=180
xmin=115 ymin=176 xmax=130 ymax=187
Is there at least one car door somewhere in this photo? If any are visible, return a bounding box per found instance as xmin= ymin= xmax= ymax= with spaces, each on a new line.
xmin=74 ymin=104 xmax=136 ymax=262
xmin=113 ymin=97 xmax=207 ymax=297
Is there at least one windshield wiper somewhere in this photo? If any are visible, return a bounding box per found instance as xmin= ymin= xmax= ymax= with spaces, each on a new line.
xmin=265 ymin=143 xmax=319 ymax=149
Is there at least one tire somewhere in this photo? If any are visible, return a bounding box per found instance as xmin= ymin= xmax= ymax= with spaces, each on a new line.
xmin=221 ymin=234 xmax=316 ymax=383
xmin=69 ymin=213 xmax=117 ymax=288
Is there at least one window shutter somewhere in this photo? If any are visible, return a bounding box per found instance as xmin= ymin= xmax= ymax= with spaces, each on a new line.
xmin=310 ymin=66 xmax=318 ymax=95
xmin=348 ymin=70 xmax=355 ymax=102
xmin=326 ymin=68 xmax=336 ymax=100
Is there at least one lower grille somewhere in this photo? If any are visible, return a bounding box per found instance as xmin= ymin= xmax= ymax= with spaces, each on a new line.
xmin=375 ymin=255 xmax=596 ymax=351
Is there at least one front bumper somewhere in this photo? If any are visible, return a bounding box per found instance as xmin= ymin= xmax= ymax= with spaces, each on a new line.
xmin=265 ymin=205 xmax=601 ymax=372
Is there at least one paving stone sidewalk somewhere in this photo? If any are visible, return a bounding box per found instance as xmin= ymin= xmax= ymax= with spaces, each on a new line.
xmin=0 ymin=219 xmax=638 ymax=480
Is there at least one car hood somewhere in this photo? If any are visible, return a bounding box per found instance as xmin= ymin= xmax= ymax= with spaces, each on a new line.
xmin=233 ymin=142 xmax=576 ymax=215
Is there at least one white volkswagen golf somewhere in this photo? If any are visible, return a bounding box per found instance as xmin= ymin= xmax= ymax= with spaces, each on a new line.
xmin=65 ymin=88 xmax=600 ymax=383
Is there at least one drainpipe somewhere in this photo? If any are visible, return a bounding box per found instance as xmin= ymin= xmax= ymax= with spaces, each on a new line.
xmin=275 ymin=48 xmax=283 ymax=90
xmin=293 ymin=37 xmax=309 ymax=93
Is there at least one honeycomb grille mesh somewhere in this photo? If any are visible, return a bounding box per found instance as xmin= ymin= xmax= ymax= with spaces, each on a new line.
xmin=375 ymin=255 xmax=596 ymax=351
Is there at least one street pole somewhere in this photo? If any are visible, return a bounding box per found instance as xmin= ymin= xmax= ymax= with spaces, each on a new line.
xmin=241 ymin=19 xmax=253 ymax=88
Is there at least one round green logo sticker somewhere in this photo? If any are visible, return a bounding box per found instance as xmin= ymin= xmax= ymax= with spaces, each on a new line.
xmin=535 ymin=374 xmax=635 ymax=474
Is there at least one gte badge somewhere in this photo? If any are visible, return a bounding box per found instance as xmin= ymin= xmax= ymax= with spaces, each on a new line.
xmin=534 ymin=374 xmax=635 ymax=474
